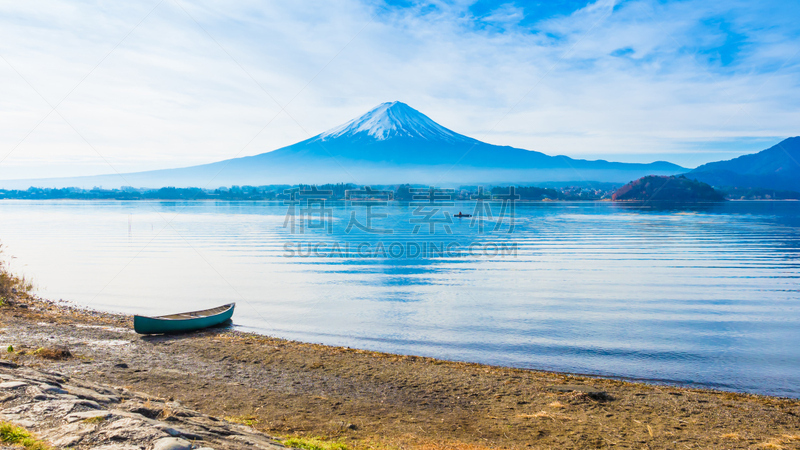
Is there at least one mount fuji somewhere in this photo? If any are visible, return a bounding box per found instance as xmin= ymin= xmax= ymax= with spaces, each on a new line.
xmin=1 ymin=102 xmax=687 ymax=189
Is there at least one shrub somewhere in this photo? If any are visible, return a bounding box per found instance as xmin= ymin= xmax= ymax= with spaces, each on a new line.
xmin=0 ymin=421 xmax=53 ymax=450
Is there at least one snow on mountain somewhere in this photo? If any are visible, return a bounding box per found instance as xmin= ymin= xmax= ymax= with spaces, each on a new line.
xmin=317 ymin=101 xmax=472 ymax=143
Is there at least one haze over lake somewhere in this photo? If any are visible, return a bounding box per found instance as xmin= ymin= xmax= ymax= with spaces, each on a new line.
xmin=1 ymin=200 xmax=799 ymax=397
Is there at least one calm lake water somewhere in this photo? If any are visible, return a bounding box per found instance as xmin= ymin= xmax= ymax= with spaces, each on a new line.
xmin=1 ymin=200 xmax=798 ymax=397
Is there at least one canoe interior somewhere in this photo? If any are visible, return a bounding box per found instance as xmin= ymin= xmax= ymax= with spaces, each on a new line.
xmin=155 ymin=303 xmax=234 ymax=320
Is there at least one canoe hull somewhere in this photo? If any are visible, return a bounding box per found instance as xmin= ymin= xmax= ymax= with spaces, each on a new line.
xmin=134 ymin=303 xmax=235 ymax=334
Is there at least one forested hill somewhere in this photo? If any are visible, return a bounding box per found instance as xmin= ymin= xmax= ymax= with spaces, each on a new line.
xmin=612 ymin=176 xmax=725 ymax=202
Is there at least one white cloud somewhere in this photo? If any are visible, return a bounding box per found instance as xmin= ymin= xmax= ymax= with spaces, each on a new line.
xmin=0 ymin=0 xmax=799 ymax=179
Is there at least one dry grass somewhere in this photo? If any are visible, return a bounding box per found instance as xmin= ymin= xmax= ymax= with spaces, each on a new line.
xmin=0 ymin=245 xmax=33 ymax=299
xmin=33 ymin=346 xmax=72 ymax=360
xmin=413 ymin=443 xmax=496 ymax=450
xmin=158 ymin=404 xmax=175 ymax=420
xmin=517 ymin=410 xmax=572 ymax=421
xmin=757 ymin=435 xmax=800 ymax=449
xmin=548 ymin=401 xmax=566 ymax=408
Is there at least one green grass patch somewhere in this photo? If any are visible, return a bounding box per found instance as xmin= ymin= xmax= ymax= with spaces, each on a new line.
xmin=224 ymin=415 xmax=259 ymax=427
xmin=0 ymin=421 xmax=52 ymax=450
xmin=82 ymin=416 xmax=107 ymax=424
xmin=283 ymin=436 xmax=349 ymax=450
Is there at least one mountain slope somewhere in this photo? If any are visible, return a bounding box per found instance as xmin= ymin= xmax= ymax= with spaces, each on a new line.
xmin=256 ymin=102 xmax=683 ymax=169
xmin=0 ymin=102 xmax=687 ymax=189
xmin=690 ymin=137 xmax=800 ymax=191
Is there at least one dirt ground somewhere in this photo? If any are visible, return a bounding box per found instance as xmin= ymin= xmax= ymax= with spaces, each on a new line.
xmin=1 ymin=297 xmax=799 ymax=449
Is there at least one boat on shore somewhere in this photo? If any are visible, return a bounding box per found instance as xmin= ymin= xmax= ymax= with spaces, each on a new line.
xmin=134 ymin=303 xmax=235 ymax=334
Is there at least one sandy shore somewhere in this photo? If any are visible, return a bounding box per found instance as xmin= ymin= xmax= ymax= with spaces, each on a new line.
xmin=1 ymin=296 xmax=799 ymax=449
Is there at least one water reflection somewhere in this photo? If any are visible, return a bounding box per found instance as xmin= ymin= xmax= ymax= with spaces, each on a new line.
xmin=0 ymin=200 xmax=798 ymax=397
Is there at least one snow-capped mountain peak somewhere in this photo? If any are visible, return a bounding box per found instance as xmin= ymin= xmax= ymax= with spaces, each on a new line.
xmin=317 ymin=101 xmax=471 ymax=143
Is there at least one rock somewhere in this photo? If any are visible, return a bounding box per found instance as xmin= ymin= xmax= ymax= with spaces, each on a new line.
xmin=156 ymin=425 xmax=204 ymax=440
xmin=0 ymin=364 xmax=284 ymax=450
xmin=12 ymin=370 xmax=65 ymax=386
xmin=90 ymin=445 xmax=142 ymax=450
xmin=113 ymin=363 xmax=129 ymax=369
xmin=207 ymin=426 xmax=236 ymax=436
xmin=67 ymin=378 xmax=120 ymax=396
xmin=124 ymin=403 xmax=162 ymax=419
xmin=9 ymin=418 xmax=36 ymax=429
xmin=52 ymin=433 xmax=84 ymax=447
xmin=66 ymin=409 xmax=112 ymax=423
xmin=97 ymin=417 xmax=168 ymax=442
xmin=2 ymin=398 xmax=97 ymax=418
xmin=41 ymin=385 xmax=69 ymax=395
xmin=152 ymin=437 xmax=193 ymax=450
xmin=63 ymin=384 xmax=121 ymax=404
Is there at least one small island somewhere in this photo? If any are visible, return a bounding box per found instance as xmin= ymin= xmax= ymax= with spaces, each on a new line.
xmin=612 ymin=175 xmax=725 ymax=202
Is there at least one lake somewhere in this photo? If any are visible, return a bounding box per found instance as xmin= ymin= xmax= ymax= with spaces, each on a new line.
xmin=1 ymin=199 xmax=798 ymax=397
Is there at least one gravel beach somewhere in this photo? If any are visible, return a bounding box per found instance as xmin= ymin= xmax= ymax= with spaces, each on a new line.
xmin=1 ymin=296 xmax=799 ymax=449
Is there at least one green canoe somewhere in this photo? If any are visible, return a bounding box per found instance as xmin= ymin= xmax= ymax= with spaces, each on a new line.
xmin=133 ymin=303 xmax=235 ymax=334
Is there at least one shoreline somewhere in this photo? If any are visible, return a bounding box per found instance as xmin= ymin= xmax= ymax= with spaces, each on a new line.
xmin=51 ymin=297 xmax=794 ymax=400
xmin=2 ymin=295 xmax=799 ymax=449
xmin=30 ymin=297 xmax=786 ymax=399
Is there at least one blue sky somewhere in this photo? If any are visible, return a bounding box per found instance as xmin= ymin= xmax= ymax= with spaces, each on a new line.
xmin=1 ymin=0 xmax=799 ymax=179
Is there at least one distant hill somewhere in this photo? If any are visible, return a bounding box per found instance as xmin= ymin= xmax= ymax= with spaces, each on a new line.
xmin=690 ymin=137 xmax=800 ymax=191
xmin=612 ymin=175 xmax=725 ymax=202
xmin=0 ymin=102 xmax=686 ymax=189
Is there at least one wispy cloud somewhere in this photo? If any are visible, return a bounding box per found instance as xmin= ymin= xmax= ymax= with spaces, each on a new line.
xmin=1 ymin=0 xmax=798 ymax=179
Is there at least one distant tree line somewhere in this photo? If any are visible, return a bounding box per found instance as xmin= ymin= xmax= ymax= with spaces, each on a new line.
xmin=0 ymin=183 xmax=618 ymax=201
xmin=3 ymin=179 xmax=795 ymax=202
